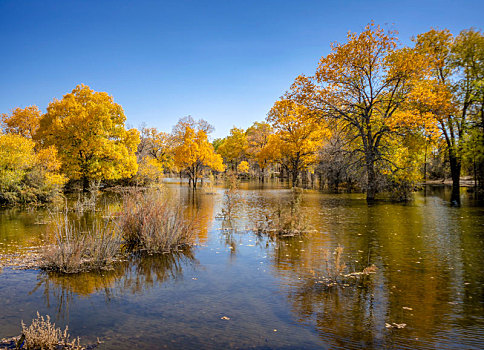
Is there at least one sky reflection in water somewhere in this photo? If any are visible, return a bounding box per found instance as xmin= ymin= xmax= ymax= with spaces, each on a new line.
xmin=0 ymin=183 xmax=483 ymax=349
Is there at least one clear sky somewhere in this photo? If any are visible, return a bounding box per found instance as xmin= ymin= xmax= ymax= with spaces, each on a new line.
xmin=1 ymin=0 xmax=482 ymax=138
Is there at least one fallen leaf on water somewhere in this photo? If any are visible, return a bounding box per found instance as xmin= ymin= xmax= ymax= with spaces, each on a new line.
xmin=386 ymin=323 xmax=407 ymax=329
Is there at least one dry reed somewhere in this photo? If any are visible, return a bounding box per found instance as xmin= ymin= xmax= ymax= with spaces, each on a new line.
xmin=254 ymin=189 xmax=309 ymax=237
xmin=42 ymin=216 xmax=121 ymax=274
xmin=21 ymin=312 xmax=82 ymax=350
xmin=314 ymin=246 xmax=377 ymax=287
xmin=116 ymin=191 xmax=195 ymax=253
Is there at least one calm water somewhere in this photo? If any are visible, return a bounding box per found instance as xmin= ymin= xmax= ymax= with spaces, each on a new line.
xmin=0 ymin=182 xmax=483 ymax=349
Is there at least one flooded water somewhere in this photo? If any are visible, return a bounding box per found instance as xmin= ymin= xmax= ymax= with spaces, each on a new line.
xmin=1 ymin=182 xmax=483 ymax=349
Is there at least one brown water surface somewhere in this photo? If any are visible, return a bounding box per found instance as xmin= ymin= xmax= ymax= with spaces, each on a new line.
xmin=0 ymin=182 xmax=483 ymax=349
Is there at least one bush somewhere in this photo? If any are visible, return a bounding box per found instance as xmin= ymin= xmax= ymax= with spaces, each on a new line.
xmin=254 ymin=189 xmax=309 ymax=237
xmin=41 ymin=190 xmax=196 ymax=273
xmin=42 ymin=216 xmax=121 ymax=273
xmin=116 ymin=191 xmax=195 ymax=253
xmin=21 ymin=312 xmax=82 ymax=350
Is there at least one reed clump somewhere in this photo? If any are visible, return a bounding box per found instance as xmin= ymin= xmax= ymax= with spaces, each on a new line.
xmin=42 ymin=216 xmax=121 ymax=274
xmin=220 ymin=171 xmax=240 ymax=220
xmin=313 ymin=246 xmax=378 ymax=287
xmin=21 ymin=312 xmax=83 ymax=350
xmin=117 ymin=191 xmax=195 ymax=253
xmin=202 ymin=172 xmax=217 ymax=194
xmin=254 ymin=189 xmax=309 ymax=237
xmin=41 ymin=190 xmax=196 ymax=273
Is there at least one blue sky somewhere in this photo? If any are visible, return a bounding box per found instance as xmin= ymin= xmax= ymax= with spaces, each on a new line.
xmin=1 ymin=0 xmax=482 ymax=138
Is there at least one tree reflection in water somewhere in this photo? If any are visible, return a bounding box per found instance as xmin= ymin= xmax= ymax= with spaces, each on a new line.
xmin=266 ymin=195 xmax=481 ymax=349
xmin=30 ymin=248 xmax=197 ymax=319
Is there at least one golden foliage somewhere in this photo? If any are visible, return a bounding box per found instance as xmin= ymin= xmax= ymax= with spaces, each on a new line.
xmin=237 ymin=160 xmax=249 ymax=174
xmin=246 ymin=121 xmax=273 ymax=169
xmin=138 ymin=127 xmax=174 ymax=170
xmin=35 ymin=84 xmax=140 ymax=186
xmin=172 ymin=119 xmax=224 ymax=187
xmin=217 ymin=127 xmax=248 ymax=165
xmin=1 ymin=105 xmax=41 ymax=138
xmin=265 ymin=99 xmax=330 ymax=185
xmin=285 ymin=22 xmax=435 ymax=198
xmin=0 ymin=134 xmax=67 ymax=204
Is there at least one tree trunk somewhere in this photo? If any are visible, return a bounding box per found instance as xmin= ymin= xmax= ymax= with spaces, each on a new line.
xmin=291 ymin=169 xmax=299 ymax=187
xmin=449 ymin=154 xmax=461 ymax=205
xmin=423 ymin=139 xmax=428 ymax=182
xmin=82 ymin=176 xmax=89 ymax=193
xmin=366 ymin=159 xmax=377 ymax=201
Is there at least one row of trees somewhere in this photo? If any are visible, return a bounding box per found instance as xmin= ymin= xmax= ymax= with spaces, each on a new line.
xmin=0 ymin=86 xmax=225 ymax=203
xmin=137 ymin=116 xmax=224 ymax=188
xmin=1 ymin=24 xmax=482 ymax=203
xmin=211 ymin=24 xmax=483 ymax=202
xmin=283 ymin=23 xmax=483 ymax=201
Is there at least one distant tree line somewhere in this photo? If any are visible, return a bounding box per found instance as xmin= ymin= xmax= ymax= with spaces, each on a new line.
xmin=1 ymin=24 xmax=482 ymax=204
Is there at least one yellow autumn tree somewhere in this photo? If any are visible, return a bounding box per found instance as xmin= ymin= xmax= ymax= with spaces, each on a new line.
xmin=0 ymin=133 xmax=66 ymax=204
xmin=35 ymin=84 xmax=140 ymax=191
xmin=246 ymin=121 xmax=273 ymax=179
xmin=136 ymin=126 xmax=174 ymax=185
xmin=172 ymin=119 xmax=224 ymax=188
xmin=237 ymin=160 xmax=249 ymax=174
xmin=266 ymin=99 xmax=330 ymax=187
xmin=410 ymin=28 xmax=484 ymax=200
xmin=216 ymin=127 xmax=248 ymax=171
xmin=1 ymin=105 xmax=42 ymax=138
xmin=288 ymin=22 xmax=429 ymax=200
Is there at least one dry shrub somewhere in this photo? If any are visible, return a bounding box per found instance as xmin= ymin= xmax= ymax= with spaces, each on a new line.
xmin=202 ymin=173 xmax=217 ymax=194
xmin=254 ymin=189 xmax=309 ymax=237
xmin=117 ymin=191 xmax=195 ymax=253
xmin=21 ymin=312 xmax=82 ymax=350
xmin=314 ymin=246 xmax=377 ymax=287
xmin=42 ymin=216 xmax=121 ymax=273
xmin=72 ymin=192 xmax=97 ymax=214
xmin=322 ymin=245 xmax=347 ymax=280
xmin=220 ymin=171 xmax=240 ymax=220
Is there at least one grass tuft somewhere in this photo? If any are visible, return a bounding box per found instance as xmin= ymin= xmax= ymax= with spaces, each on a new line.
xmin=41 ymin=190 xmax=196 ymax=273
xmin=254 ymin=189 xmax=309 ymax=237
xmin=313 ymin=246 xmax=378 ymax=287
xmin=21 ymin=312 xmax=83 ymax=349
xmin=116 ymin=191 xmax=195 ymax=253
xmin=42 ymin=216 xmax=121 ymax=274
